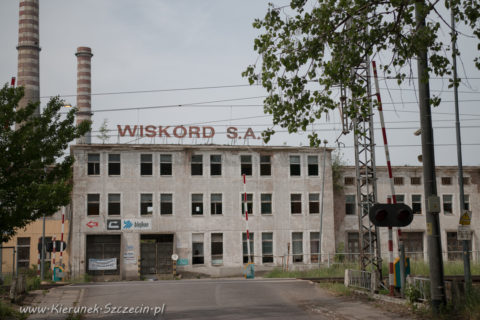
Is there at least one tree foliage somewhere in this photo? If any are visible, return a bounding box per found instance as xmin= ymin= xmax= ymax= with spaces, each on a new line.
xmin=243 ymin=0 xmax=480 ymax=146
xmin=0 ymin=84 xmax=91 ymax=242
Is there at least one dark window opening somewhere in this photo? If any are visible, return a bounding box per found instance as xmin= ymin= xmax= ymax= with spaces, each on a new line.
xmin=292 ymin=232 xmax=303 ymax=263
xmin=192 ymin=234 xmax=204 ymax=264
xmin=211 ymin=233 xmax=223 ymax=265
xmin=211 ymin=194 xmax=222 ymax=215
xmin=192 ymin=194 xmax=203 ymax=215
xmin=191 ymin=155 xmax=203 ymax=176
xmin=309 ymin=193 xmax=320 ymax=214
xmin=290 ymin=155 xmax=300 ymax=176
xmin=160 ymin=194 xmax=173 ymax=215
xmin=260 ymin=155 xmax=271 ymax=176
xmin=241 ymin=193 xmax=253 ymax=215
xmin=242 ymin=233 xmax=254 ymax=263
xmin=88 ymin=153 xmax=100 ymax=175
xmin=308 ymin=156 xmax=318 ymax=176
xmin=261 ymin=194 xmax=272 ymax=215
xmin=140 ymin=154 xmax=153 ymax=176
xmin=108 ymin=194 xmax=121 ymax=215
xmin=210 ymin=155 xmax=222 ymax=176
xmin=141 ymin=193 xmax=153 ymax=215
xmin=291 ymin=194 xmax=302 ymax=214
xmin=241 ymin=155 xmax=252 ymax=176
xmin=160 ymin=154 xmax=172 ymax=176
xmin=87 ymin=194 xmax=100 ymax=215
xmin=262 ymin=233 xmax=273 ymax=263
xmin=108 ymin=154 xmax=120 ymax=176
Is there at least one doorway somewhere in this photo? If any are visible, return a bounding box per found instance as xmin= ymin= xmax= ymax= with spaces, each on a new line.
xmin=140 ymin=234 xmax=174 ymax=275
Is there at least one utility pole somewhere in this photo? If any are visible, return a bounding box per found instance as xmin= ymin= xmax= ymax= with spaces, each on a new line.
xmin=450 ymin=0 xmax=471 ymax=290
xmin=415 ymin=0 xmax=446 ymax=311
xmin=319 ymin=139 xmax=328 ymax=266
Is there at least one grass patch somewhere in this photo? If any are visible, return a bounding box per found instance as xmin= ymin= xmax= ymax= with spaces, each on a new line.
xmin=0 ymin=300 xmax=27 ymax=320
xmin=317 ymin=282 xmax=353 ymax=296
xmin=264 ymin=263 xmax=360 ymax=278
xmin=409 ymin=261 xmax=480 ymax=277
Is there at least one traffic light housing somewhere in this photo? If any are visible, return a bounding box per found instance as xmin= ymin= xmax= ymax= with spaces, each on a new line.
xmin=369 ymin=203 xmax=414 ymax=227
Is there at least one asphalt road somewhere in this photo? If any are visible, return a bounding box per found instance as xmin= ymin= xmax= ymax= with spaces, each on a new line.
xmin=63 ymin=278 xmax=412 ymax=320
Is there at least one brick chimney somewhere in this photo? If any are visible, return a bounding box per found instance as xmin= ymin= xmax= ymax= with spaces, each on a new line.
xmin=75 ymin=47 xmax=93 ymax=144
xmin=16 ymin=0 xmax=41 ymax=118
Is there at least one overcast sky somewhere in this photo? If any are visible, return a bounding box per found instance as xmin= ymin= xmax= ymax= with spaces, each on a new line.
xmin=0 ymin=0 xmax=479 ymax=166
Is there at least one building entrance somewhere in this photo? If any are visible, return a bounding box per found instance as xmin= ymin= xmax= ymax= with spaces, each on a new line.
xmin=140 ymin=234 xmax=174 ymax=275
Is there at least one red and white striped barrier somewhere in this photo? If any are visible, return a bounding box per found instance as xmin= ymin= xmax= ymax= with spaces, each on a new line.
xmin=372 ymin=61 xmax=400 ymax=296
xmin=37 ymin=238 xmax=41 ymax=277
xmin=51 ymin=235 xmax=56 ymax=272
xmin=243 ymin=174 xmax=251 ymax=263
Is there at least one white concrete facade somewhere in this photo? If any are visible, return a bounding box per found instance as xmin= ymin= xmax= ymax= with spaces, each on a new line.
xmin=70 ymin=144 xmax=335 ymax=279
xmin=336 ymin=166 xmax=479 ymax=261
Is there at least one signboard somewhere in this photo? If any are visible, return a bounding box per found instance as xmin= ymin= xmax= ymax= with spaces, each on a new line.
xmin=123 ymin=245 xmax=136 ymax=264
xmin=122 ymin=219 xmax=152 ymax=231
xmin=107 ymin=219 xmax=121 ymax=230
xmin=458 ymin=225 xmax=472 ymax=241
xmin=177 ymin=258 xmax=189 ymax=266
xmin=117 ymin=125 xmax=262 ymax=140
xmin=171 ymin=254 xmax=178 ymax=261
xmin=86 ymin=221 xmax=99 ymax=228
xmin=459 ymin=210 xmax=472 ymax=226
xmin=88 ymin=258 xmax=117 ymax=270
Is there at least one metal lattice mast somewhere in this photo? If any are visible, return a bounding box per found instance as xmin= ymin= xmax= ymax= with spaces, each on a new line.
xmin=346 ymin=58 xmax=382 ymax=278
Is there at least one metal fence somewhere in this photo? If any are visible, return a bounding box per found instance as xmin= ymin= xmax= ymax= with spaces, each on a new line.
xmin=406 ymin=276 xmax=431 ymax=301
xmin=344 ymin=269 xmax=373 ymax=291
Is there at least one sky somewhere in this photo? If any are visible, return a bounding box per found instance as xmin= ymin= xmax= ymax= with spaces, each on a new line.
xmin=0 ymin=0 xmax=479 ymax=166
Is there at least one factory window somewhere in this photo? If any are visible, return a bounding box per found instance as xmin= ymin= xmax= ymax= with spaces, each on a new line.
xmin=393 ymin=177 xmax=404 ymax=185
xmin=344 ymin=177 xmax=355 ymax=185
xmin=403 ymin=232 xmax=424 ymax=260
xmin=17 ymin=237 xmax=30 ymax=270
xmin=260 ymin=155 xmax=271 ymax=176
xmin=211 ymin=233 xmax=223 ymax=265
xmin=447 ymin=232 xmax=471 ymax=261
xmin=292 ymin=232 xmax=303 ymax=263
xmin=441 ymin=177 xmax=452 ymax=185
xmin=290 ymin=155 xmax=301 ymax=176
xmin=347 ymin=232 xmax=359 ymax=261
xmin=241 ymin=193 xmax=253 ymax=215
xmin=291 ymin=194 xmax=302 ymax=214
xmin=242 ymin=232 xmax=254 ymax=263
xmin=309 ymin=193 xmax=320 ymax=214
xmin=240 ymin=155 xmax=252 ymax=176
xmin=160 ymin=154 xmax=172 ymax=176
xmin=411 ymin=177 xmax=421 ymax=185
xmin=108 ymin=154 xmax=120 ymax=176
xmin=463 ymin=177 xmax=470 ymax=185
xmin=260 ymin=194 xmax=272 ymax=215
xmin=443 ymin=195 xmax=453 ymax=214
xmin=310 ymin=232 xmax=320 ymax=263
xmin=140 ymin=154 xmax=153 ymax=176
xmin=210 ymin=155 xmax=222 ymax=176
xmin=345 ymin=195 xmax=356 ymax=215
xmin=87 ymin=194 xmax=100 ymax=216
xmin=192 ymin=233 xmax=204 ymax=265
xmin=87 ymin=153 xmax=100 ymax=175
xmin=395 ymin=194 xmax=405 ymax=203
xmin=191 ymin=155 xmax=203 ymax=176
xmin=192 ymin=194 xmax=203 ymax=215
xmin=210 ymin=194 xmax=222 ymax=215
xmin=464 ymin=195 xmax=470 ymax=211
xmin=262 ymin=233 xmax=274 ymax=263
xmin=140 ymin=193 xmax=153 ymax=215
xmin=108 ymin=193 xmax=121 ymax=216
xmin=160 ymin=194 xmax=173 ymax=215
xmin=308 ymin=155 xmax=319 ymax=176
xmin=412 ymin=194 xmax=422 ymax=214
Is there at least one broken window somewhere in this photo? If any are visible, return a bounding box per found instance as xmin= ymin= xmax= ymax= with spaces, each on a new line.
xmin=108 ymin=154 xmax=120 ymax=176
xmin=192 ymin=194 xmax=203 ymax=215
xmin=140 ymin=193 xmax=153 ymax=215
xmin=140 ymin=154 xmax=153 ymax=176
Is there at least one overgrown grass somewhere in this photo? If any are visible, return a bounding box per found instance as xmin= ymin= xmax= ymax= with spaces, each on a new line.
xmin=317 ymin=282 xmax=353 ymax=296
xmin=410 ymin=261 xmax=480 ymax=276
xmin=0 ymin=300 xmax=27 ymax=320
xmin=265 ymin=261 xmax=480 ymax=279
xmin=264 ymin=263 xmax=360 ymax=278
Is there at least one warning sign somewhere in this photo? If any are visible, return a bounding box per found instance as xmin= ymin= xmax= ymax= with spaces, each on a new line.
xmin=458 ymin=225 xmax=472 ymax=241
xmin=459 ymin=210 xmax=472 ymax=226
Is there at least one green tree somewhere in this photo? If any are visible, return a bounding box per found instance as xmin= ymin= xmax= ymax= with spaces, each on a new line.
xmin=0 ymin=85 xmax=90 ymax=243
xmin=243 ymin=0 xmax=480 ymax=146
xmin=97 ymin=118 xmax=110 ymax=144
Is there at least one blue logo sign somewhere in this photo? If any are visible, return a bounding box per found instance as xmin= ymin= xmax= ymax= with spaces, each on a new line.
xmin=123 ymin=220 xmax=133 ymax=229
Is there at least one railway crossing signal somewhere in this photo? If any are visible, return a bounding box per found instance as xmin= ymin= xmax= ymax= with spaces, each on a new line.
xmin=369 ymin=203 xmax=414 ymax=227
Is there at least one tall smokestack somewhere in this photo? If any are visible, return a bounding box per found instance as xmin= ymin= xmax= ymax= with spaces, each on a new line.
xmin=75 ymin=47 xmax=93 ymax=144
xmin=16 ymin=0 xmax=41 ymax=117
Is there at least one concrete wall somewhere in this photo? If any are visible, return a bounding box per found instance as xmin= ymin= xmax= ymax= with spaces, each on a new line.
xmin=70 ymin=144 xmax=335 ymax=279
xmin=338 ymin=166 xmax=480 ymax=261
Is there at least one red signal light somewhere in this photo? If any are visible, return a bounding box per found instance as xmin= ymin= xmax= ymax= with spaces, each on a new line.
xmin=376 ymin=209 xmax=388 ymax=221
xmin=397 ymin=209 xmax=410 ymax=221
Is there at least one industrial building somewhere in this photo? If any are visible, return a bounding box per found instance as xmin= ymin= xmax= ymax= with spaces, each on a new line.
xmin=69 ymin=144 xmax=335 ymax=279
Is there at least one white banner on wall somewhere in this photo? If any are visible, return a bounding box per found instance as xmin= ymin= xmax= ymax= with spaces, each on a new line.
xmin=88 ymin=258 xmax=117 ymax=270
